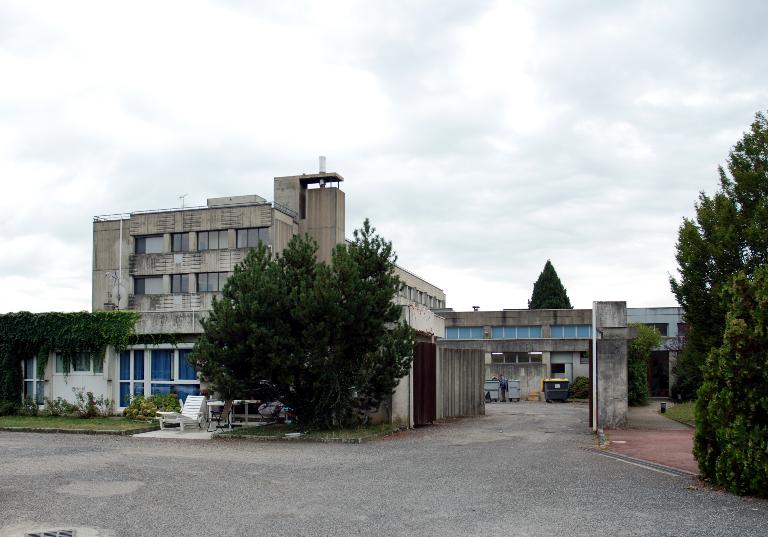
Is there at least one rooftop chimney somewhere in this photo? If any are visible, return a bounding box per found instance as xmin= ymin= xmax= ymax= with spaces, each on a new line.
xmin=319 ymin=155 xmax=326 ymax=173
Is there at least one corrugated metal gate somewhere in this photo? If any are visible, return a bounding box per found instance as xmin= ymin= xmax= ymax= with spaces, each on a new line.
xmin=413 ymin=341 xmax=436 ymax=426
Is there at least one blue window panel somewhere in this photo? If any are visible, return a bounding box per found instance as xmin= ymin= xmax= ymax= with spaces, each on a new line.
xmin=577 ymin=325 xmax=592 ymax=337
xmin=530 ymin=326 xmax=542 ymax=338
xmin=175 ymin=384 xmax=200 ymax=405
xmin=470 ymin=327 xmax=484 ymax=339
xmin=119 ymin=382 xmax=131 ymax=407
xmin=550 ymin=326 xmax=563 ymax=338
xmin=134 ymin=351 xmax=144 ymax=380
xmin=445 ymin=327 xmax=459 ymax=339
xmin=119 ymin=351 xmax=130 ymax=381
xmin=517 ymin=326 xmax=529 ymax=338
xmin=151 ymin=383 xmax=172 ymax=396
xmin=35 ymin=381 xmax=44 ymax=404
xmin=458 ymin=327 xmax=471 ymax=339
xmin=491 ymin=327 xmax=504 ymax=339
xmin=151 ymin=350 xmax=173 ymax=381
xmin=132 ymin=383 xmax=144 ymax=397
xmin=178 ymin=350 xmax=197 ymax=380
xmin=563 ymin=325 xmax=577 ymax=338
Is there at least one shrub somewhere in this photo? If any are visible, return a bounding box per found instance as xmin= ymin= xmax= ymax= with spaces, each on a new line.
xmin=569 ymin=376 xmax=590 ymax=399
xmin=628 ymin=324 xmax=661 ymax=406
xmin=18 ymin=397 xmax=39 ymax=416
xmin=43 ymin=397 xmax=77 ymax=416
xmin=72 ymin=388 xmax=98 ymax=418
xmin=123 ymin=395 xmax=159 ymax=421
xmin=151 ymin=393 xmax=181 ymax=412
xmin=694 ymin=269 xmax=768 ymax=496
xmin=0 ymin=401 xmax=17 ymax=416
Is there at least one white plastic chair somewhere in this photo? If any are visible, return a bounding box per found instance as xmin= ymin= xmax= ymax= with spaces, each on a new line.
xmin=157 ymin=395 xmax=207 ymax=431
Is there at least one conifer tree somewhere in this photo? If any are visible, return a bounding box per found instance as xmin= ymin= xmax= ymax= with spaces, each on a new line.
xmin=528 ymin=260 xmax=573 ymax=309
xmin=670 ymin=110 xmax=768 ymax=399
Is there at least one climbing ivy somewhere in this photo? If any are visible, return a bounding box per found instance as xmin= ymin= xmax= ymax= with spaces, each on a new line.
xmin=0 ymin=311 xmax=140 ymax=413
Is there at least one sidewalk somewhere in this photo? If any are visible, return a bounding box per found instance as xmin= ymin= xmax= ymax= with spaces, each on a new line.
xmin=605 ymin=403 xmax=697 ymax=475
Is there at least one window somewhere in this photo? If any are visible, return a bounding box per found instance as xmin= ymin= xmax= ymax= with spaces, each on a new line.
xmin=198 ymin=230 xmax=229 ymax=251
xmin=178 ymin=350 xmax=197 ymax=380
xmin=491 ymin=326 xmax=543 ymax=339
xmin=172 ymin=232 xmax=190 ymax=252
xmin=134 ymin=276 xmax=163 ymax=295
xmin=73 ymin=353 xmax=90 ymax=372
xmin=197 ymin=272 xmax=229 ymax=292
xmin=643 ymin=323 xmax=669 ymax=336
xmin=491 ymin=352 xmax=543 ymax=364
xmin=445 ymin=326 xmax=484 ymax=339
xmin=135 ymin=235 xmax=164 ymax=254
xmin=151 ymin=349 xmax=173 ymax=381
xmin=119 ymin=348 xmax=199 ymax=407
xmin=550 ymin=324 xmax=592 ymax=338
xmin=551 ymin=363 xmax=566 ymax=375
xmin=236 ymin=227 xmax=269 ymax=248
xmin=171 ymin=274 xmax=189 ymax=294
xmin=23 ymin=356 xmax=43 ymax=405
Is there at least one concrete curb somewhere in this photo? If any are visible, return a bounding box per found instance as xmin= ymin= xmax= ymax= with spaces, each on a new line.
xmin=0 ymin=425 xmax=160 ymax=436
xmin=214 ymin=428 xmax=403 ymax=444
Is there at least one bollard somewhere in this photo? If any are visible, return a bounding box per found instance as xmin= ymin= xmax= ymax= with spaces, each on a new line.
xmin=660 ymin=402 xmax=667 ymax=413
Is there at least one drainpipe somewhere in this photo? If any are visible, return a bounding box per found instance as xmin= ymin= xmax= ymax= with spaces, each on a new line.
xmin=118 ymin=218 xmax=123 ymax=309
xmin=591 ymin=302 xmax=598 ymax=432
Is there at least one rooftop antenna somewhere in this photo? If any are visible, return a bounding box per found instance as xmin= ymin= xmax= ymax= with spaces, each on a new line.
xmin=472 ymin=306 xmax=480 ymax=311
xmin=179 ymin=193 xmax=188 ymax=208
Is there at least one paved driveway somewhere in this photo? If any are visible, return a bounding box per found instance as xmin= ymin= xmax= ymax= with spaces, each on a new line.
xmin=1 ymin=402 xmax=766 ymax=537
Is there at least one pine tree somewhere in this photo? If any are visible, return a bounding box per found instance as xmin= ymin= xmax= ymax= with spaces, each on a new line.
xmin=192 ymin=219 xmax=414 ymax=429
xmin=528 ymin=260 xmax=573 ymax=309
xmin=670 ymin=110 xmax=768 ymax=399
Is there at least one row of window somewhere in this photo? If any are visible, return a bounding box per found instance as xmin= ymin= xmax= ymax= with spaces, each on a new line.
xmin=399 ymin=285 xmax=444 ymax=309
xmin=118 ymin=349 xmax=199 ymax=407
xmin=445 ymin=324 xmax=593 ymax=339
xmin=490 ymin=352 xmax=544 ymax=364
xmin=135 ymin=272 xmax=231 ymax=295
xmin=134 ymin=227 xmax=270 ymax=254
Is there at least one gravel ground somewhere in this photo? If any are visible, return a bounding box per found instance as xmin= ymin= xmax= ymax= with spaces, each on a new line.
xmin=0 ymin=402 xmax=766 ymax=537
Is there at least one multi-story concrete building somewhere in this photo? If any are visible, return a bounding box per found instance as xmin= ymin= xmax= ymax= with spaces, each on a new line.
xmin=36 ymin=169 xmax=446 ymax=416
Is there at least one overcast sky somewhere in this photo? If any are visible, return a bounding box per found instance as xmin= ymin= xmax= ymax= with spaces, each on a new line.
xmin=1 ymin=0 xmax=767 ymax=313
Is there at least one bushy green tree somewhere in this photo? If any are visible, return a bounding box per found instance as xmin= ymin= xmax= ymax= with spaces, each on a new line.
xmin=627 ymin=324 xmax=661 ymax=407
xmin=694 ymin=268 xmax=768 ymax=495
xmin=528 ymin=260 xmax=573 ymax=309
xmin=192 ymin=220 xmax=414 ymax=429
xmin=670 ymin=111 xmax=768 ymax=399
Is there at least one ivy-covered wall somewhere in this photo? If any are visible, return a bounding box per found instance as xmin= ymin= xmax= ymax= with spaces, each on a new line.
xmin=0 ymin=311 xmax=140 ymax=413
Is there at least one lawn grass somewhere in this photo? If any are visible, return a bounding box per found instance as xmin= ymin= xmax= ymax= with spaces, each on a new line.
xmin=218 ymin=422 xmax=400 ymax=440
xmin=0 ymin=415 xmax=157 ymax=432
xmin=663 ymin=401 xmax=695 ymax=427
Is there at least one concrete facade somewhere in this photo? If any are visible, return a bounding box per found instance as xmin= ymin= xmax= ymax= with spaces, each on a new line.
xmin=438 ymin=308 xmax=593 ymax=397
xmin=82 ymin=169 xmax=447 ymax=417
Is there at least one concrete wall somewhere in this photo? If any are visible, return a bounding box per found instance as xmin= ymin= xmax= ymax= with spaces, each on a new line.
xmin=93 ymin=219 xmax=131 ymax=311
xmin=594 ymin=302 xmax=628 ymax=429
xmin=398 ymin=303 xmax=445 ymax=340
xmin=300 ymin=187 xmax=345 ymax=265
xmin=438 ymin=348 xmax=485 ymax=419
xmin=442 ymin=309 xmax=591 ymax=333
xmin=486 ymin=363 xmax=545 ymax=398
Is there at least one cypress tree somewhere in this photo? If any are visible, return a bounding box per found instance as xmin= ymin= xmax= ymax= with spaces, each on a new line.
xmin=670 ymin=110 xmax=768 ymax=399
xmin=528 ymin=260 xmax=573 ymax=309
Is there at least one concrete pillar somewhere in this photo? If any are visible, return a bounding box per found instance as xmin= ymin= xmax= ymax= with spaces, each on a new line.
xmin=594 ymin=301 xmax=628 ymax=429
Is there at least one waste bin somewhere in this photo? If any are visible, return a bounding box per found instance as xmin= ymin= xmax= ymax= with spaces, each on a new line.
xmin=542 ymin=378 xmax=569 ymax=402
xmin=508 ymin=379 xmax=521 ymax=402
xmin=484 ymin=379 xmax=500 ymax=402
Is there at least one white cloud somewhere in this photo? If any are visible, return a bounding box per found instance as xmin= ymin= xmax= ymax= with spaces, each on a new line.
xmin=1 ymin=0 xmax=767 ymax=313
